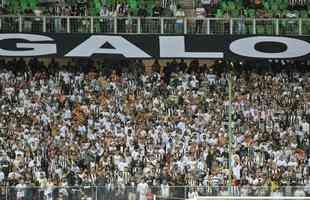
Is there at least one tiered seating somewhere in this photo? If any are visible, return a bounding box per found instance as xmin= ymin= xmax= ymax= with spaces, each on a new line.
xmin=4 ymin=0 xmax=310 ymax=17
xmin=6 ymin=0 xmax=39 ymax=14
xmin=7 ymin=0 xmax=20 ymax=14
xmin=215 ymin=0 xmax=310 ymax=18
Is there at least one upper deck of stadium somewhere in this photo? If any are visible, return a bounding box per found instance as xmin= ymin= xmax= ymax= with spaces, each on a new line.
xmin=0 ymin=0 xmax=309 ymax=35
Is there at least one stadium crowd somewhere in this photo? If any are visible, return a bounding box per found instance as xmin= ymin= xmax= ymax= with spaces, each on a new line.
xmin=0 ymin=58 xmax=310 ymax=200
xmin=1 ymin=0 xmax=310 ymax=35
xmin=1 ymin=0 xmax=309 ymax=18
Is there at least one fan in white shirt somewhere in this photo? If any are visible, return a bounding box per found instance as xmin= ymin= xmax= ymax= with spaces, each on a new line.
xmin=0 ymin=170 xmax=4 ymax=183
xmin=16 ymin=179 xmax=27 ymax=200
xmin=137 ymin=179 xmax=149 ymax=200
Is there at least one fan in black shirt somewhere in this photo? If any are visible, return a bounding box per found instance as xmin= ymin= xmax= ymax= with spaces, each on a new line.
xmin=137 ymin=4 xmax=148 ymax=17
xmin=152 ymin=4 xmax=163 ymax=17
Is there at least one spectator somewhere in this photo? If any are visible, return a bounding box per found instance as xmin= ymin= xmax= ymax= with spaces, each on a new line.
xmin=160 ymin=179 xmax=170 ymax=199
xmin=151 ymin=60 xmax=161 ymax=73
xmin=195 ymin=8 xmax=205 ymax=34
xmin=152 ymin=2 xmax=163 ymax=17
xmin=137 ymin=4 xmax=148 ymax=33
xmin=175 ymin=5 xmax=185 ymax=33
xmin=100 ymin=5 xmax=110 ymax=17
xmin=201 ymin=0 xmax=212 ymax=16
xmin=137 ymin=4 xmax=148 ymax=17
xmin=115 ymin=2 xmax=128 ymax=32
xmin=223 ymin=10 xmax=230 ymax=34
xmin=126 ymin=11 xmax=134 ymax=33
xmin=0 ymin=169 xmax=4 ymax=184
xmin=238 ymin=9 xmax=246 ymax=34
xmin=137 ymin=178 xmax=148 ymax=200
xmin=100 ymin=5 xmax=111 ymax=32
xmin=188 ymin=187 xmax=199 ymax=199
xmin=232 ymin=157 xmax=242 ymax=196
xmin=0 ymin=59 xmax=310 ymax=199
xmin=24 ymin=6 xmax=34 ymax=32
xmin=152 ymin=2 xmax=163 ymax=33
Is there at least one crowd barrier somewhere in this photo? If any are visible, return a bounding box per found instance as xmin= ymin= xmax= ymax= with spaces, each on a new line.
xmin=1 ymin=185 xmax=310 ymax=200
xmin=0 ymin=15 xmax=309 ymax=35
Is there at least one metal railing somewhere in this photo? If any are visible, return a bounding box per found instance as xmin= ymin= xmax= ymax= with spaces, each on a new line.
xmin=0 ymin=15 xmax=309 ymax=35
xmin=1 ymin=185 xmax=310 ymax=200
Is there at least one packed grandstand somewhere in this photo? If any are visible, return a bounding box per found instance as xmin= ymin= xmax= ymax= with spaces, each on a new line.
xmin=0 ymin=0 xmax=310 ymax=200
